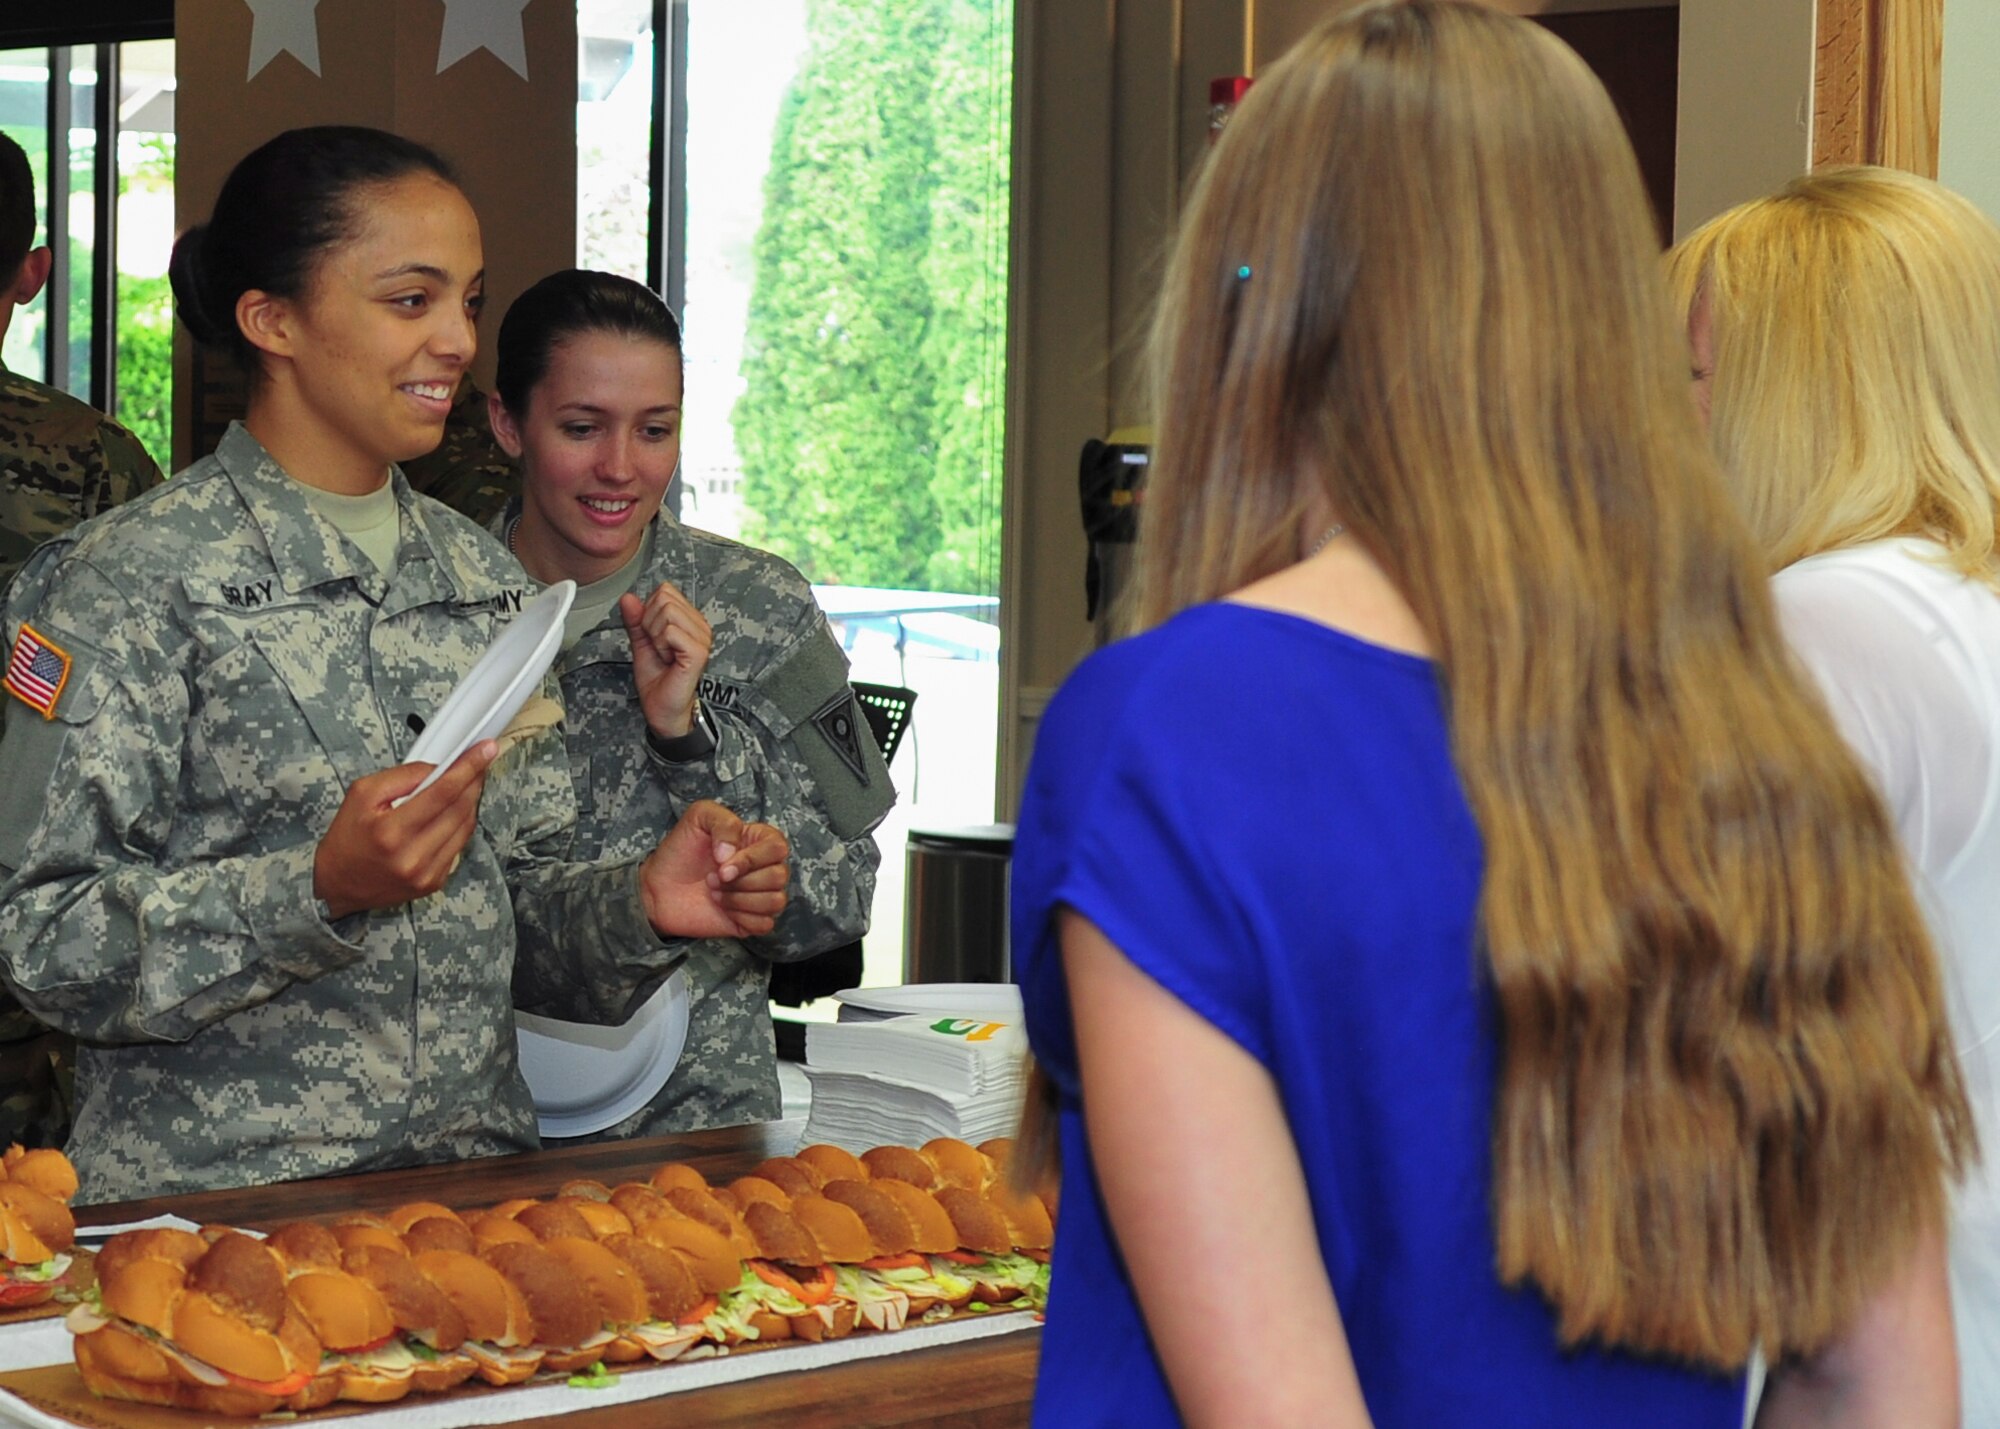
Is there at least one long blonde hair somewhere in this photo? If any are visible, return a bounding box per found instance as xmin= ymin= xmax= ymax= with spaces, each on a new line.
xmin=1138 ymin=0 xmax=1970 ymax=1368
xmin=1666 ymin=165 xmax=2000 ymax=577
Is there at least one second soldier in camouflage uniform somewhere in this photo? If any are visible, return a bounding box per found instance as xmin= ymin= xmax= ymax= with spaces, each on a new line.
xmin=0 ymin=128 xmax=167 ymax=1149
xmin=491 ymin=270 xmax=891 ymax=1138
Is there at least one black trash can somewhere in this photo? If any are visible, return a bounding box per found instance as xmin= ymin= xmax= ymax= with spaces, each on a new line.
xmin=903 ymin=824 xmax=1015 ymax=984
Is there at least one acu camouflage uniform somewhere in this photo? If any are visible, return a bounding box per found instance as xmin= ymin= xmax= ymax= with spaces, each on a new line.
xmin=497 ymin=505 xmax=892 ymax=1137
xmin=0 ymin=365 xmax=165 ymax=1150
xmin=401 ymin=379 xmax=516 ymax=528
xmin=0 ymin=424 xmax=685 ymax=1205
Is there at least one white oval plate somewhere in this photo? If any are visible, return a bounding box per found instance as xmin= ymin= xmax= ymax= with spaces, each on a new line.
xmin=514 ymin=967 xmax=691 ymax=1138
xmin=831 ymin=982 xmax=1022 ymax=1022
xmin=405 ymin=579 xmax=576 ymax=795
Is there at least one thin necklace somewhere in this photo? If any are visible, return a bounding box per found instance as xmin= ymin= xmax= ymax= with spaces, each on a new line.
xmin=1307 ymin=522 xmax=1347 ymax=557
xmin=506 ymin=516 xmax=521 ymax=555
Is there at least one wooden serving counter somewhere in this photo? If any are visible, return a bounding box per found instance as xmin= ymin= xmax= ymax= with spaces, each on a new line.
xmin=68 ymin=1119 xmax=1041 ymax=1428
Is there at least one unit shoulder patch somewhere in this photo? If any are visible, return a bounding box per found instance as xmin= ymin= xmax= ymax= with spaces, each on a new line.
xmin=811 ymin=690 xmax=871 ymax=786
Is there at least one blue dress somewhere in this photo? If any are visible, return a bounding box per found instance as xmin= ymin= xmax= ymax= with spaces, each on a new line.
xmin=1012 ymin=604 xmax=1744 ymax=1427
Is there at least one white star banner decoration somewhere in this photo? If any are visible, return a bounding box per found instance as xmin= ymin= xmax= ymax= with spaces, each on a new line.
xmin=244 ymin=0 xmax=322 ymax=80
xmin=437 ymin=0 xmax=534 ymax=81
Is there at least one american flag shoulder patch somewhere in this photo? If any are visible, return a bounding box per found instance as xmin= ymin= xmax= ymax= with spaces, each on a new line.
xmin=5 ymin=623 xmax=73 ymax=719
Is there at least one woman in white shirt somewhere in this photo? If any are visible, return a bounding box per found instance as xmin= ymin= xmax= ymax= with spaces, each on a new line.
xmin=1669 ymin=164 xmax=2000 ymax=1424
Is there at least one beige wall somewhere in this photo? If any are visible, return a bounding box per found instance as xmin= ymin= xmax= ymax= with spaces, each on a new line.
xmin=1672 ymin=0 xmax=1813 ymax=237
xmin=173 ymin=0 xmax=576 ymax=467
xmin=1940 ymin=0 xmax=2000 ymax=221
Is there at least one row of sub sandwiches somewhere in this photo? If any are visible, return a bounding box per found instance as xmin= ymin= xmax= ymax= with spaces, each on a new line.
xmin=67 ymin=1137 xmax=1056 ymax=1417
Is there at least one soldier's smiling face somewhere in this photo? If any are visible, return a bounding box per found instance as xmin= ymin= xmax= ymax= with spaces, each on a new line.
xmin=272 ymin=174 xmax=486 ymax=479
xmin=495 ymin=331 xmax=683 ymax=585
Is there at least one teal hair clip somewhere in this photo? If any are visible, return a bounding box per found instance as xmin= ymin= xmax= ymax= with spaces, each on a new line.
xmin=1236 ymin=265 xmax=1253 ymax=280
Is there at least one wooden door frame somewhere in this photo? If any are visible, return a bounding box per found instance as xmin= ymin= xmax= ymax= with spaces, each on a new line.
xmin=1814 ymin=0 xmax=1944 ymax=173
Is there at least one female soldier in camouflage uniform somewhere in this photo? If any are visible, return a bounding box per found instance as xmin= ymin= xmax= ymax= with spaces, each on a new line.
xmin=0 ymin=130 xmax=789 ymax=1203
xmin=490 ymin=270 xmax=891 ymax=1137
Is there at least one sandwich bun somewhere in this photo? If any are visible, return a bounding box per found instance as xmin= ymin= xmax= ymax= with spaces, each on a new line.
xmin=649 ymin=1163 xmax=709 ymax=1196
xmin=795 ymin=1143 xmax=868 ymax=1185
xmin=570 ymin=1199 xmax=635 ymax=1240
xmin=860 ymin=1145 xmax=938 ymax=1189
xmin=72 ymin=1322 xmax=180 ymax=1406
xmin=485 ymin=1198 xmax=538 ymax=1220
xmin=542 ymin=1236 xmax=649 ymax=1328
xmin=635 ymin=1216 xmax=740 ymax=1296
xmin=170 ymin=1291 xmax=318 ymax=1389
xmin=987 ymin=1185 xmax=1055 ymax=1252
xmin=975 ymin=1137 xmax=1015 ymax=1169
xmin=186 ymin=1232 xmax=288 ymax=1330
xmin=602 ymin=1234 xmax=705 ymax=1326
xmin=788 ymin=1299 xmax=859 ymax=1343
xmin=921 ymin=1138 xmax=994 ymax=1190
xmin=662 ymin=1185 xmax=757 ymax=1256
xmin=559 ymin=1178 xmax=614 ymax=1202
xmin=333 ymin=1222 xmax=408 ymax=1258
xmin=400 ymin=1215 xmax=477 ymax=1256
xmin=411 ymin=1251 xmax=533 ymax=1348
xmin=751 ymin=1157 xmax=825 ymax=1199
xmin=342 ymin=1245 xmax=467 ymax=1350
xmin=871 ymin=1179 xmax=961 ymax=1255
xmin=94 ymin=1229 xmax=208 ymax=1333
xmin=0 ymin=1181 xmax=74 ymax=1265
xmin=610 ymin=1183 xmax=671 ymax=1226
xmin=2 ymin=1147 xmax=78 ymax=1204
xmin=513 ymin=1200 xmax=595 ymax=1244
xmin=744 ymin=1308 xmax=793 ymax=1342
xmin=741 ymin=1201 xmax=821 ymax=1269
xmin=821 ymin=1180 xmax=918 ymax=1258
xmin=481 ymin=1241 xmax=598 ymax=1351
xmin=722 ymin=1175 xmax=792 ymax=1214
xmin=468 ymin=1213 xmax=539 ymax=1250
xmin=789 ymin=1195 xmax=873 ymax=1265
xmin=932 ymin=1188 xmax=1013 ymax=1256
xmin=284 ymin=1269 xmax=395 ymax=1352
xmin=410 ymin=1250 xmax=539 ymax=1386
xmin=266 ymin=1221 xmax=344 ymax=1273
xmin=384 ymin=1201 xmax=462 ymax=1235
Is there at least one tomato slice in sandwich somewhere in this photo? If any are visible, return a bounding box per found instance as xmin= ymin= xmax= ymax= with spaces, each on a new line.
xmin=677 ymin=1296 xmax=718 ymax=1327
xmin=936 ymin=1250 xmax=987 ymax=1266
xmin=0 ymin=1281 xmax=51 ymax=1308
xmin=749 ymin=1260 xmax=837 ymax=1306
xmin=792 ymin=1264 xmax=836 ymax=1306
xmin=860 ymin=1252 xmax=928 ymax=1272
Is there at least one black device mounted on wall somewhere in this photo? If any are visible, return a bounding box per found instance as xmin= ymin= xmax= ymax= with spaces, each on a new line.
xmin=1079 ymin=431 xmax=1149 ymax=631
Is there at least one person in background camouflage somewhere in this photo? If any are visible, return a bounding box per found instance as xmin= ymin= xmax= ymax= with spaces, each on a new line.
xmin=492 ymin=270 xmax=892 ymax=1137
xmin=0 ymin=128 xmax=790 ymax=1204
xmin=401 ymin=375 xmax=516 ymax=527
xmin=0 ymin=129 xmax=166 ymax=1150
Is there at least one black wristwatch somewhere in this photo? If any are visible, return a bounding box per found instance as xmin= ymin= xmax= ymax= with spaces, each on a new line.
xmin=646 ymin=696 xmax=718 ymax=763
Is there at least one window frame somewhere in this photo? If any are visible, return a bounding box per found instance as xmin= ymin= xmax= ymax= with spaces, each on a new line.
xmin=2 ymin=3 xmax=168 ymax=413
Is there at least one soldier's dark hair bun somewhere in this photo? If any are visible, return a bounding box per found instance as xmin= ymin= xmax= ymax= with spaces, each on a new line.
xmin=172 ymin=126 xmax=459 ymax=369
xmin=494 ymin=270 xmax=682 ymax=416
xmin=167 ymin=223 xmax=230 ymax=349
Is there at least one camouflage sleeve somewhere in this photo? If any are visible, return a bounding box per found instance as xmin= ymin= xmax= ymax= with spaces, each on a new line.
xmin=502 ymin=700 xmax=691 ymax=1025
xmin=648 ymin=608 xmax=891 ymax=966
xmin=0 ymin=553 xmax=367 ymax=1044
xmin=93 ymin=422 xmax=166 ymax=510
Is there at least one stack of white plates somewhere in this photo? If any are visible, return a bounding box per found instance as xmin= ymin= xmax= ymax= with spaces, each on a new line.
xmin=830 ymin=982 xmax=1022 ymax=1024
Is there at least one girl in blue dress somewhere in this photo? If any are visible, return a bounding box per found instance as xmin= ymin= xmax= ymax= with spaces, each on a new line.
xmin=1011 ymin=4 xmax=1972 ymax=1425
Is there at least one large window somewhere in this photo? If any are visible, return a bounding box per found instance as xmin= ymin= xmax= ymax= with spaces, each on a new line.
xmin=580 ymin=0 xmax=1015 ymax=992
xmin=0 ymin=34 xmax=175 ymax=471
